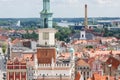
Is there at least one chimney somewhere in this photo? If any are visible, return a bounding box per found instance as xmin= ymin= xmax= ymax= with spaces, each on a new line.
xmin=84 ymin=4 xmax=88 ymax=29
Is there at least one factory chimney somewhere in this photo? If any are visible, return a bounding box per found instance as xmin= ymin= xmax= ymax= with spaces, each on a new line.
xmin=84 ymin=4 xmax=88 ymax=29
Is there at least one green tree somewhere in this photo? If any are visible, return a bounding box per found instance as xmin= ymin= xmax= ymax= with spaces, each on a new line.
xmin=2 ymin=44 xmax=7 ymax=54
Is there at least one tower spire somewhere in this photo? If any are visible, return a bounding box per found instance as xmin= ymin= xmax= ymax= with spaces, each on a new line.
xmin=40 ymin=0 xmax=53 ymax=28
xmin=42 ymin=0 xmax=50 ymax=12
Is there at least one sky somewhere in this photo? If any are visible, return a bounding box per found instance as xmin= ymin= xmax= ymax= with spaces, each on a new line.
xmin=0 ymin=0 xmax=120 ymax=18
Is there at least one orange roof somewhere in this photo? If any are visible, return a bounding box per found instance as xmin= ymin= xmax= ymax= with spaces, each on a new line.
xmin=7 ymin=57 xmax=26 ymax=64
xmin=106 ymin=56 xmax=120 ymax=69
xmin=75 ymin=72 xmax=81 ymax=80
xmin=92 ymin=72 xmax=115 ymax=80
xmin=12 ymin=38 xmax=21 ymax=44
xmin=87 ymin=78 xmax=92 ymax=80
xmin=88 ymin=57 xmax=95 ymax=67
xmin=22 ymin=53 xmax=34 ymax=61
xmin=59 ymin=53 xmax=70 ymax=59
xmin=37 ymin=48 xmax=56 ymax=64
xmin=75 ymin=52 xmax=82 ymax=58
xmin=93 ymin=73 xmax=104 ymax=80
xmin=0 ymin=36 xmax=8 ymax=41
xmin=76 ymin=59 xmax=90 ymax=67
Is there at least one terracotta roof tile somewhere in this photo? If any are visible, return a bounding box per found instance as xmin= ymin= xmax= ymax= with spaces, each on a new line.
xmin=92 ymin=73 xmax=115 ymax=80
xmin=76 ymin=59 xmax=90 ymax=67
xmin=22 ymin=53 xmax=34 ymax=61
xmin=0 ymin=36 xmax=8 ymax=41
xmin=75 ymin=72 xmax=81 ymax=80
xmin=12 ymin=38 xmax=21 ymax=44
xmin=106 ymin=56 xmax=120 ymax=69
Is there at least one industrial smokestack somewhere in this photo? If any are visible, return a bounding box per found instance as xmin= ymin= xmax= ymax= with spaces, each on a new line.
xmin=84 ymin=4 xmax=88 ymax=29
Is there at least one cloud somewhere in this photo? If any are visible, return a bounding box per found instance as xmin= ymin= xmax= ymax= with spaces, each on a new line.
xmin=92 ymin=0 xmax=120 ymax=5
xmin=97 ymin=0 xmax=112 ymax=4
xmin=51 ymin=0 xmax=81 ymax=6
xmin=0 ymin=0 xmax=120 ymax=18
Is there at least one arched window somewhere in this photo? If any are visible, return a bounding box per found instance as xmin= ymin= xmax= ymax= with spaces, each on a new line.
xmin=44 ymin=18 xmax=48 ymax=28
xmin=82 ymin=34 xmax=84 ymax=38
xmin=84 ymin=67 xmax=86 ymax=69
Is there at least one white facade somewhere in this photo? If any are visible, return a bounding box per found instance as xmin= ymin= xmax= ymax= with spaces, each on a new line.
xmin=80 ymin=31 xmax=86 ymax=40
xmin=38 ymin=28 xmax=57 ymax=46
xmin=34 ymin=60 xmax=73 ymax=80
xmin=76 ymin=66 xmax=91 ymax=80
xmin=31 ymin=41 xmax=37 ymax=50
xmin=27 ymin=66 xmax=34 ymax=80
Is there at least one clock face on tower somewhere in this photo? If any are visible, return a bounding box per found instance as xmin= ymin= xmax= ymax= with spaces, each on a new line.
xmin=43 ymin=32 xmax=49 ymax=40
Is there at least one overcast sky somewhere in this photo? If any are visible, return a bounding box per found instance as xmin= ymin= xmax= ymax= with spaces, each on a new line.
xmin=0 ymin=0 xmax=120 ymax=18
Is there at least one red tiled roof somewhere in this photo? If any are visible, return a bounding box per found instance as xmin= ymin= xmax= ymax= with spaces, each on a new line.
xmin=92 ymin=72 xmax=115 ymax=80
xmin=76 ymin=59 xmax=90 ymax=67
xmin=12 ymin=38 xmax=21 ymax=44
xmin=0 ymin=36 xmax=8 ymax=41
xmin=37 ymin=48 xmax=56 ymax=64
xmin=22 ymin=53 xmax=34 ymax=61
xmin=75 ymin=72 xmax=81 ymax=80
xmin=106 ymin=56 xmax=120 ymax=69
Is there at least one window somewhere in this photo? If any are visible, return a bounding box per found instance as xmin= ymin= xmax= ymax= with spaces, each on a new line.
xmin=80 ymin=67 xmax=82 ymax=70
xmin=43 ymin=32 xmax=49 ymax=40
xmin=16 ymin=72 xmax=19 ymax=75
xmin=87 ymin=72 xmax=89 ymax=76
xmin=21 ymin=72 xmax=25 ymax=75
xmin=84 ymin=67 xmax=86 ymax=69
xmin=10 ymin=72 xmax=13 ymax=76
xmin=87 ymin=67 xmax=89 ymax=69
xmin=44 ymin=18 xmax=48 ymax=28
xmin=82 ymin=34 xmax=84 ymax=38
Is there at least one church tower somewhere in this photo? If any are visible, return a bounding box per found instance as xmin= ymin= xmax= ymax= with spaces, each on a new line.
xmin=80 ymin=29 xmax=86 ymax=40
xmin=37 ymin=0 xmax=57 ymax=64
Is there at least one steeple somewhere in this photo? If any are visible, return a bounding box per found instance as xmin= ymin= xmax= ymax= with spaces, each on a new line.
xmin=80 ymin=28 xmax=86 ymax=40
xmin=40 ymin=0 xmax=53 ymax=28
